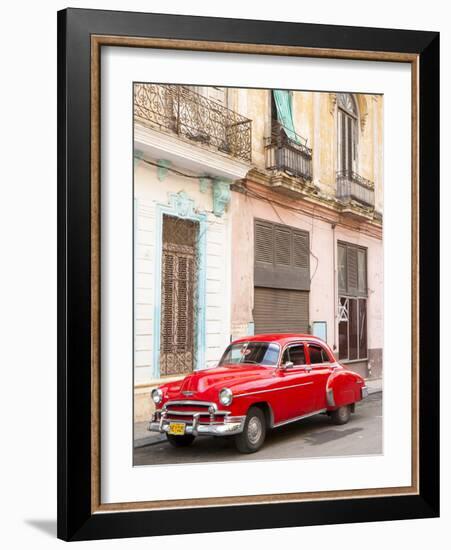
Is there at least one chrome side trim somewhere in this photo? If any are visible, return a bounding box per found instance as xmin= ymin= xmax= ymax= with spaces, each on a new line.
xmin=273 ymin=408 xmax=327 ymax=428
xmin=236 ymin=381 xmax=314 ymax=399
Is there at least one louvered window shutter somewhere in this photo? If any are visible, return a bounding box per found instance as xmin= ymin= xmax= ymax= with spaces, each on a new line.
xmin=255 ymin=221 xmax=274 ymax=264
xmin=337 ymin=243 xmax=347 ymax=294
xmin=357 ymin=248 xmax=367 ymax=295
xmin=347 ymin=245 xmax=359 ymax=295
xmin=293 ymin=230 xmax=310 ymax=269
xmin=254 ymin=219 xmax=310 ymax=291
xmin=162 ymin=251 xmax=194 ymax=354
xmin=161 ymin=251 xmax=175 ymax=353
xmin=275 ymin=227 xmax=291 ymax=266
xmin=176 ymin=255 xmax=192 ymax=351
xmin=346 ymin=116 xmax=353 ymax=172
xmin=340 ymin=111 xmax=346 ymax=172
xmin=339 ymin=242 xmax=367 ymax=297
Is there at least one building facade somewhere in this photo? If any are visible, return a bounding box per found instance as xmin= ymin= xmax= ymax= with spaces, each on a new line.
xmin=133 ymin=84 xmax=383 ymax=421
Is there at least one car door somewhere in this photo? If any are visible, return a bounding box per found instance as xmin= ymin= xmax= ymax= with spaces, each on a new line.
xmin=306 ymin=343 xmax=333 ymax=410
xmin=276 ymin=343 xmax=317 ymax=420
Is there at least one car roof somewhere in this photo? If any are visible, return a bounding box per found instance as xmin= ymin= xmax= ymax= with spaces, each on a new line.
xmin=232 ymin=333 xmax=327 ymax=346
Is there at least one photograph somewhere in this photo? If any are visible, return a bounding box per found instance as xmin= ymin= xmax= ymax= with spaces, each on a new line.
xmin=53 ymin=6 xmax=439 ymax=541
xmin=132 ymin=83 xmax=384 ymax=466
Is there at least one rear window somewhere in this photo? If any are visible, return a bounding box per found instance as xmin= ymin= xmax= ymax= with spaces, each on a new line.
xmin=308 ymin=344 xmax=330 ymax=364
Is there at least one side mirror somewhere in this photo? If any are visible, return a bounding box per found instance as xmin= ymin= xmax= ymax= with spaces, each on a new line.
xmin=281 ymin=361 xmax=294 ymax=370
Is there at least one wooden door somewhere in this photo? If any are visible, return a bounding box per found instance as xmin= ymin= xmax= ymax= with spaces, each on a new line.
xmin=160 ymin=215 xmax=198 ymax=376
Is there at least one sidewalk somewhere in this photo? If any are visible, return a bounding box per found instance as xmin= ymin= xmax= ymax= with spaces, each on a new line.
xmin=133 ymin=377 xmax=383 ymax=448
xmin=134 ymin=421 xmax=166 ymax=448
xmin=366 ymin=377 xmax=383 ymax=395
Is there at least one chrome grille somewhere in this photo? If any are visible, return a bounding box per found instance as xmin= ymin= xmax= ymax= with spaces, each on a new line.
xmin=158 ymin=400 xmax=230 ymax=424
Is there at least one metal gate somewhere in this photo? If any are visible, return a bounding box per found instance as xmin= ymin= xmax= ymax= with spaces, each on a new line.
xmin=253 ymin=287 xmax=310 ymax=335
xmin=160 ymin=215 xmax=199 ymax=376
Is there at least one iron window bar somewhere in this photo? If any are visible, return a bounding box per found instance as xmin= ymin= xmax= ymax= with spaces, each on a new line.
xmin=336 ymin=170 xmax=375 ymax=208
xmin=134 ymin=83 xmax=252 ymax=163
xmin=265 ymin=120 xmax=313 ymax=181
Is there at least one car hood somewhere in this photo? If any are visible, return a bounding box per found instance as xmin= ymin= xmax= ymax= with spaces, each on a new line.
xmin=162 ymin=364 xmax=273 ymax=400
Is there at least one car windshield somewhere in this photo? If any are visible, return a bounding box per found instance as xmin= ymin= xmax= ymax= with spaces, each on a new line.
xmin=218 ymin=342 xmax=280 ymax=367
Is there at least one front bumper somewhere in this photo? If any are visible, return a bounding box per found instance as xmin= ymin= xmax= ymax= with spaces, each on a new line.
xmin=148 ymin=414 xmax=245 ymax=437
xmin=361 ymin=386 xmax=369 ymax=399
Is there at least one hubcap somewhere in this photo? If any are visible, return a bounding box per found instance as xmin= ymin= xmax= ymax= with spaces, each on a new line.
xmin=247 ymin=416 xmax=262 ymax=445
xmin=339 ymin=406 xmax=348 ymax=420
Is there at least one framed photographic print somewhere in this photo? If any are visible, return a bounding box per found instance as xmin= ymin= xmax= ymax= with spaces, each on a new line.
xmin=57 ymin=8 xmax=439 ymax=541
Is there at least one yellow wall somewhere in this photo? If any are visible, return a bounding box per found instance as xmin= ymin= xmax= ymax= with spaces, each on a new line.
xmin=229 ymin=88 xmax=384 ymax=213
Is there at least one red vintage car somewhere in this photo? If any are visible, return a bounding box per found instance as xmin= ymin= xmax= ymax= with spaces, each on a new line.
xmin=148 ymin=334 xmax=368 ymax=453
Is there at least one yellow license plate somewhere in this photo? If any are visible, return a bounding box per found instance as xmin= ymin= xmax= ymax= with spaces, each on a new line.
xmin=168 ymin=422 xmax=186 ymax=436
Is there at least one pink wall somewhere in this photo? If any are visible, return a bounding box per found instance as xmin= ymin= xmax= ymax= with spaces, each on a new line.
xmin=230 ymin=190 xmax=383 ymax=357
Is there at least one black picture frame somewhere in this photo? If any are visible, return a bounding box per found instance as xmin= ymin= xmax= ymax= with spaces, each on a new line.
xmin=57 ymin=8 xmax=439 ymax=541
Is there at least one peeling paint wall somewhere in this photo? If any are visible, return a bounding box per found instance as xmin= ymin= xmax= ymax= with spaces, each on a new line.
xmin=231 ymin=189 xmax=383 ymax=362
xmin=134 ymin=162 xmax=232 ymax=385
xmin=134 ymin=86 xmax=384 ymax=393
xmin=230 ymin=89 xmax=384 ymax=209
xmin=229 ymin=88 xmax=384 ymax=378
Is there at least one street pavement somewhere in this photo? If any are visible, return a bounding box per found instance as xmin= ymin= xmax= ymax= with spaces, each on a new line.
xmin=133 ymin=391 xmax=382 ymax=466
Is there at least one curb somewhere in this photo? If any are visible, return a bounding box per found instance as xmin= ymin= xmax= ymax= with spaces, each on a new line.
xmin=134 ymin=433 xmax=167 ymax=449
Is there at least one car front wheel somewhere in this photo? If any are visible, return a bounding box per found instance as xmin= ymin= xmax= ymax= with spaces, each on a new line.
xmin=330 ymin=405 xmax=351 ymax=425
xmin=235 ymin=406 xmax=266 ymax=453
xmin=166 ymin=433 xmax=195 ymax=447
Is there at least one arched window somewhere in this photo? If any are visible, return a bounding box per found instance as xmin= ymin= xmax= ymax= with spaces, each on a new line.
xmin=337 ymin=93 xmax=358 ymax=174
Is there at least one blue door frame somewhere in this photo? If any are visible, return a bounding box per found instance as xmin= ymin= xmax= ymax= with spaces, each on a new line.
xmin=152 ymin=192 xmax=207 ymax=379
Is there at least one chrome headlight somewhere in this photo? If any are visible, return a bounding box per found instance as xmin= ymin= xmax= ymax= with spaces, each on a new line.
xmin=151 ymin=388 xmax=163 ymax=405
xmin=219 ymin=387 xmax=233 ymax=406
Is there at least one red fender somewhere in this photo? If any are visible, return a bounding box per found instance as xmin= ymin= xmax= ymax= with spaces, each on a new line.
xmin=326 ymin=368 xmax=365 ymax=409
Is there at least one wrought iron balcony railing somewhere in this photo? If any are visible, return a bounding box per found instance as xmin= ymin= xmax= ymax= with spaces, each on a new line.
xmin=134 ymin=83 xmax=252 ymax=163
xmin=336 ymin=170 xmax=375 ymax=208
xmin=265 ymin=121 xmax=313 ymax=181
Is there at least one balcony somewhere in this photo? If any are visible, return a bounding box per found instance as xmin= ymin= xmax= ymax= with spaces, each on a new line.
xmin=265 ymin=122 xmax=313 ymax=182
xmin=134 ymin=83 xmax=252 ymax=163
xmin=336 ymin=171 xmax=375 ymax=209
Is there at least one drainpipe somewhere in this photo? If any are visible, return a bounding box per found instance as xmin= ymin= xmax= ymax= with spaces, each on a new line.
xmin=332 ymin=223 xmax=337 ymax=351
